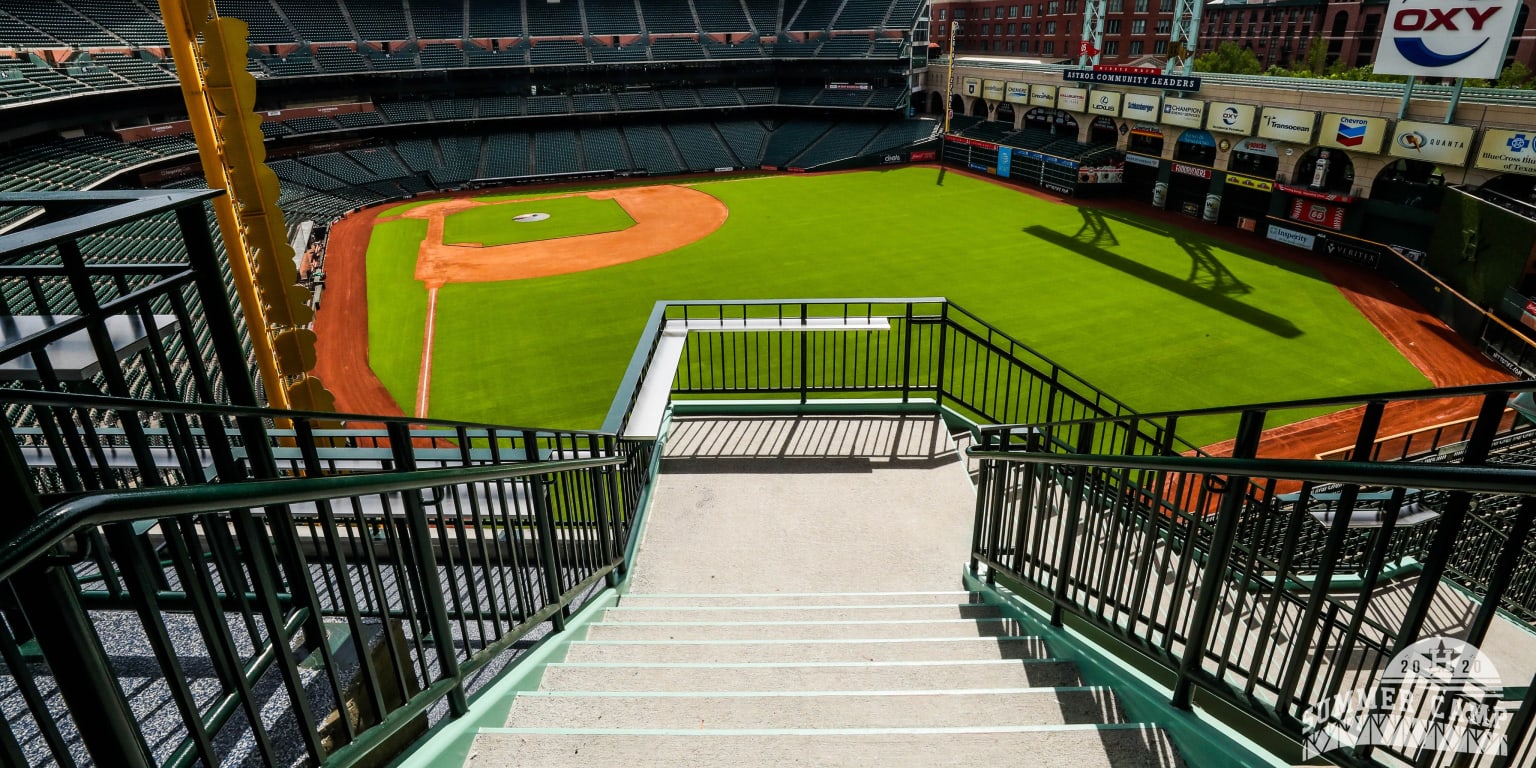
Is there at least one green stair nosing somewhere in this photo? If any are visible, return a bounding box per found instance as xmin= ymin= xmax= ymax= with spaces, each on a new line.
xmin=511 ymin=686 xmax=1113 ymax=698
xmin=477 ymin=723 xmax=1161 ymax=737
xmin=604 ymin=602 xmax=992 ymax=611
xmin=590 ymin=617 xmax=1013 ymax=626
xmin=621 ymin=590 xmax=972 ymax=597
xmin=569 ymin=635 xmax=1041 ymax=646
xmin=964 ymin=569 xmax=1293 ymax=768
xmin=544 ymin=658 xmax=1070 ymax=669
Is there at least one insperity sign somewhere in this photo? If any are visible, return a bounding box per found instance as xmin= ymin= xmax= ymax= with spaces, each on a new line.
xmin=1373 ymin=0 xmax=1521 ymax=79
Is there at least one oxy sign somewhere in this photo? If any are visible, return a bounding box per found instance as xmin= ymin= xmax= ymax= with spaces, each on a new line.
xmin=1373 ymin=0 xmax=1520 ymax=79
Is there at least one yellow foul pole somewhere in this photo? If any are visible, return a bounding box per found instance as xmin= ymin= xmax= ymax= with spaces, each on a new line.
xmin=943 ymin=20 xmax=959 ymax=135
xmin=156 ymin=0 xmax=336 ymax=413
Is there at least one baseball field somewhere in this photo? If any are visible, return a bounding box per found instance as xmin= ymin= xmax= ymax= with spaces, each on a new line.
xmin=338 ymin=167 xmax=1435 ymax=443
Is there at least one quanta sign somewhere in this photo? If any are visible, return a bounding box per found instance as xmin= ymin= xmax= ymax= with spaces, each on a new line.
xmin=1374 ymin=0 xmax=1520 ymax=79
xmin=1387 ymin=120 xmax=1476 ymax=165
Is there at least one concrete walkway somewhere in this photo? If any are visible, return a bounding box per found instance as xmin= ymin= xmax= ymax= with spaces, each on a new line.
xmin=627 ymin=415 xmax=978 ymax=594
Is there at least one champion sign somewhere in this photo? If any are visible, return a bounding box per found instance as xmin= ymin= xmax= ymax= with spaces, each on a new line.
xmin=1374 ymin=0 xmax=1519 ymax=79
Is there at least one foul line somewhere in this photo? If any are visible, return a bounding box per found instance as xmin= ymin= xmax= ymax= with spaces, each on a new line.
xmin=416 ymin=286 xmax=439 ymax=418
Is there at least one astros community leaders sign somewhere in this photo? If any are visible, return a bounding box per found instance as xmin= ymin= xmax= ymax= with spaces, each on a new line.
xmin=1372 ymin=0 xmax=1521 ymax=79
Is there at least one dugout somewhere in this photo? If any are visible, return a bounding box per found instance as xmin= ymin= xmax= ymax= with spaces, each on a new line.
xmin=1220 ymin=138 xmax=1279 ymax=230
xmin=1165 ymin=130 xmax=1217 ymax=217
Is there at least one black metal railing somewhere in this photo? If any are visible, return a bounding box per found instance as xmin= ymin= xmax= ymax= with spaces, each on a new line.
xmin=612 ymin=298 xmax=1160 ymax=438
xmin=969 ymin=382 xmax=1536 ymax=768
xmin=0 ymin=389 xmax=658 ymax=768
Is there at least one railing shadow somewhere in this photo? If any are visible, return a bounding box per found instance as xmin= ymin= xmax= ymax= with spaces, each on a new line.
xmin=1025 ymin=219 xmax=1301 ymax=338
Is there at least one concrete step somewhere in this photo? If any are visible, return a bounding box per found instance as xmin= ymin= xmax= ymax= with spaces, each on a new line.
xmin=562 ymin=637 xmax=1051 ymax=664
xmin=538 ymin=660 xmax=1084 ymax=692
xmin=585 ymin=618 xmax=1025 ymax=641
xmin=601 ymin=604 xmax=1005 ymax=623
xmin=618 ymin=592 xmax=980 ymax=608
xmin=469 ymin=726 xmax=1185 ymax=767
xmin=505 ymin=688 xmax=1128 ymax=729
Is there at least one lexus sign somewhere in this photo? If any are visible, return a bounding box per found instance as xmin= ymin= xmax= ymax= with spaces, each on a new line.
xmin=1374 ymin=0 xmax=1520 ymax=79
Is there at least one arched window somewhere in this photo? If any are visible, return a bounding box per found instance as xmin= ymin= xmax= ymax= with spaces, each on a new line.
xmin=1294 ymin=147 xmax=1355 ymax=194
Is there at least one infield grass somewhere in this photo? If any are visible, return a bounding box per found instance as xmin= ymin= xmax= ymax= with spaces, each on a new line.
xmin=363 ymin=167 xmax=1429 ymax=443
xmin=443 ymin=196 xmax=635 ymax=246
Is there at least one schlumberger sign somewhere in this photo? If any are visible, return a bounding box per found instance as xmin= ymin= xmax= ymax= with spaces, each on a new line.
xmin=1374 ymin=0 xmax=1519 ymax=79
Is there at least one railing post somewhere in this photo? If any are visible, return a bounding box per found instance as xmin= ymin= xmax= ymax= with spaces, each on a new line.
xmin=799 ymin=304 xmax=810 ymax=404
xmin=900 ymin=302 xmax=914 ymax=403
xmin=595 ymin=437 xmax=618 ymax=587
xmin=525 ymin=430 xmax=568 ymax=631
xmin=386 ymin=422 xmax=468 ymax=716
xmin=1051 ymin=423 xmax=1096 ymax=627
xmin=1171 ymin=408 xmax=1265 ymax=710
xmin=934 ymin=302 xmax=950 ymax=402
xmin=1390 ymin=393 xmax=1507 ymax=656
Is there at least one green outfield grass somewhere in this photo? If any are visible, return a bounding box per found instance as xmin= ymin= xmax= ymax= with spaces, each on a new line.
xmin=443 ymin=196 xmax=635 ymax=246
xmin=362 ymin=167 xmax=1429 ymax=442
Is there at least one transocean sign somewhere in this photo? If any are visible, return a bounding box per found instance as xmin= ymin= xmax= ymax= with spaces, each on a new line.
xmin=1374 ymin=0 xmax=1520 ymax=79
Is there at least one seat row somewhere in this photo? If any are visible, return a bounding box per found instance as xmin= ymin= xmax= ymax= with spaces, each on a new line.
xmin=0 ymin=0 xmax=923 ymax=48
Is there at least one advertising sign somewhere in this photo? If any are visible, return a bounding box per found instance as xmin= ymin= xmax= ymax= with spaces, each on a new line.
xmin=1005 ymin=82 xmax=1031 ymax=104
xmin=1063 ymin=68 xmax=1201 ymax=90
xmin=1205 ymin=102 xmax=1257 ymax=135
xmin=1374 ymin=0 xmax=1521 ymax=79
xmin=983 ymin=79 xmax=1007 ymax=100
xmin=963 ymin=77 xmax=981 ymax=97
xmin=1029 ymin=84 xmax=1058 ymax=108
xmin=1474 ymin=128 xmax=1536 ymax=174
xmin=1388 ymin=120 xmax=1476 ymax=165
xmin=1290 ymin=198 xmax=1348 ymax=230
xmin=1125 ymin=153 xmax=1161 ymax=167
xmin=997 ymin=146 xmax=1012 ymax=178
xmin=1318 ymin=113 xmax=1390 ymax=153
xmin=1058 ymin=87 xmax=1089 ymax=112
xmin=1233 ymin=137 xmax=1278 ymax=156
xmin=1225 ymin=173 xmax=1275 ymax=192
xmin=1161 ymin=97 xmax=1206 ymax=129
xmin=1268 ymin=226 xmax=1317 ymax=250
xmin=1088 ymin=90 xmax=1122 ymax=117
xmin=1258 ymin=107 xmax=1317 ymax=143
xmin=1121 ymin=93 xmax=1161 ymax=120
xmin=1172 ymin=162 xmax=1213 ymax=180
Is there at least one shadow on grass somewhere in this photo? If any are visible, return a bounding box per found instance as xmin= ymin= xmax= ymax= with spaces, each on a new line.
xmin=1027 ymin=214 xmax=1303 ymax=338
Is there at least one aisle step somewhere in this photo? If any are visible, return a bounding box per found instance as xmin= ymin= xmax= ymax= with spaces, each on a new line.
xmin=504 ymin=688 xmax=1127 ymax=729
xmin=562 ymin=636 xmax=1051 ymax=663
xmin=537 ymin=659 xmax=1084 ymax=691
xmin=601 ymin=604 xmax=1005 ymax=623
xmin=469 ymin=726 xmax=1185 ymax=767
xmin=583 ymin=618 xmax=1024 ymax=641
xmin=617 ymin=592 xmax=979 ymax=608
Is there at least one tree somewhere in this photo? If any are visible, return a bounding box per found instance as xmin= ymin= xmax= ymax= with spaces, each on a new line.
xmin=1495 ymin=60 xmax=1534 ymax=89
xmin=1301 ymin=36 xmax=1328 ymax=75
xmin=1192 ymin=41 xmax=1263 ymax=75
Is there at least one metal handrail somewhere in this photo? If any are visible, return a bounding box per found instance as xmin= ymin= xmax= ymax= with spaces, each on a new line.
xmin=967 ymin=449 xmax=1536 ymax=495
xmin=0 ymin=386 xmax=613 ymax=438
xmin=0 ymin=454 xmax=622 ymax=584
xmin=980 ymin=379 xmax=1536 ymax=432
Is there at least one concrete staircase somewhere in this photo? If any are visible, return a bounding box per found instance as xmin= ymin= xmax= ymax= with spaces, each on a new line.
xmin=469 ymin=590 xmax=1184 ymax=766
xmin=465 ymin=416 xmax=1186 ymax=766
